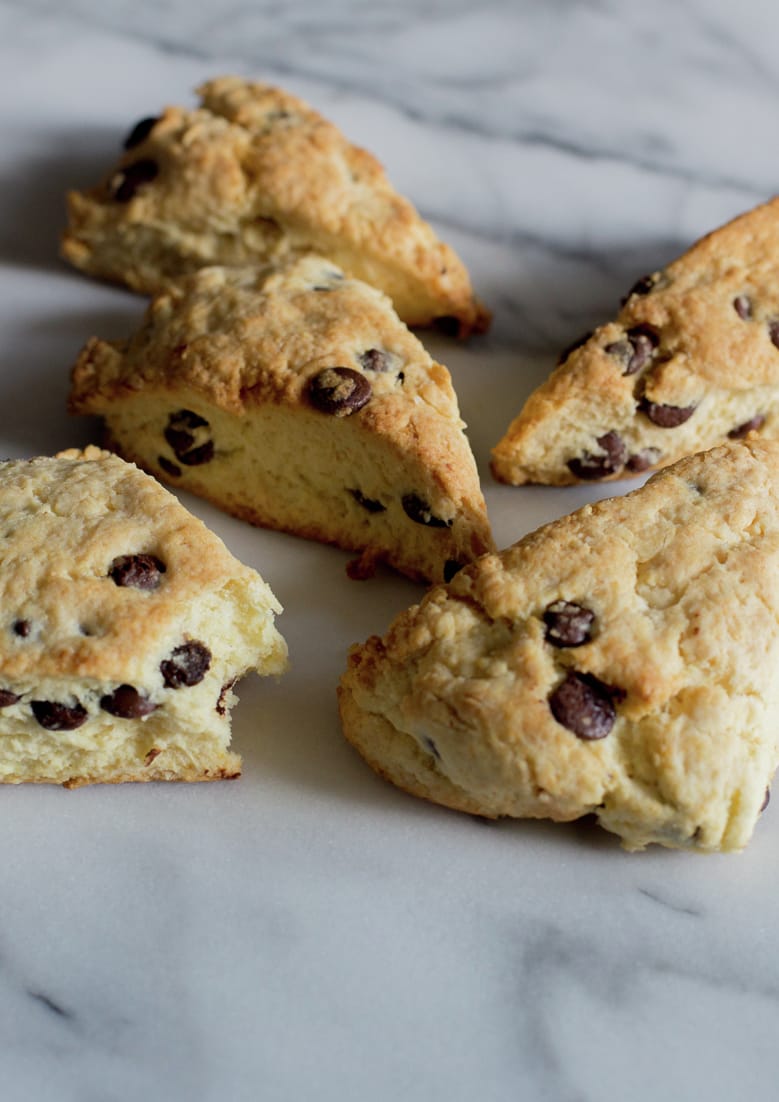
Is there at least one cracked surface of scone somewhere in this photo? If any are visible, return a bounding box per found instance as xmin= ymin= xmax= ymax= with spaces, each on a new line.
xmin=69 ymin=258 xmax=494 ymax=586
xmin=0 ymin=447 xmax=287 ymax=787
xmin=339 ymin=439 xmax=779 ymax=852
xmin=492 ymin=196 xmax=779 ymax=485
xmin=61 ymin=75 xmax=489 ymax=337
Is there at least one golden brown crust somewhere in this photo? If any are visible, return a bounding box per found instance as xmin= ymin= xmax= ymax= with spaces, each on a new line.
xmin=0 ymin=449 xmax=286 ymax=786
xmin=14 ymin=753 xmax=242 ymax=789
xmin=340 ymin=439 xmax=779 ymax=852
xmin=69 ymin=260 xmax=494 ymax=585
xmin=0 ymin=446 xmax=282 ymax=681
xmin=61 ymin=76 xmax=488 ymax=336
xmin=492 ymin=196 xmax=779 ymax=484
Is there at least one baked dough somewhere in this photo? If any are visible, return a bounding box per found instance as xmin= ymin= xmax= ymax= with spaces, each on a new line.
xmin=340 ymin=439 xmax=779 ymax=852
xmin=61 ymin=75 xmax=489 ymax=336
xmin=69 ymin=258 xmax=494 ymax=585
xmin=492 ymin=196 xmax=779 ymax=484
xmin=0 ymin=447 xmax=287 ymax=786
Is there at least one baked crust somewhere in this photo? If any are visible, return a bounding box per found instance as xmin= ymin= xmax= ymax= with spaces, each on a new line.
xmin=61 ymin=76 xmax=489 ymax=336
xmin=492 ymin=196 xmax=779 ymax=484
xmin=69 ymin=259 xmax=494 ymax=585
xmin=340 ymin=439 xmax=779 ymax=852
xmin=0 ymin=447 xmax=286 ymax=786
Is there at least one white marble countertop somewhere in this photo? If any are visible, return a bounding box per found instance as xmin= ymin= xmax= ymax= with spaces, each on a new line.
xmin=1 ymin=1 xmax=779 ymax=1098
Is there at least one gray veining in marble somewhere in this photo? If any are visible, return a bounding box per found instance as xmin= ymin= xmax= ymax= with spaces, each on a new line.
xmin=0 ymin=1 xmax=779 ymax=1098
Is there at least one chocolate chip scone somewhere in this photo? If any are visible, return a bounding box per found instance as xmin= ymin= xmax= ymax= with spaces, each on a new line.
xmin=61 ymin=75 xmax=488 ymax=337
xmin=69 ymin=258 xmax=494 ymax=585
xmin=340 ymin=439 xmax=779 ymax=852
xmin=492 ymin=196 xmax=779 ymax=484
xmin=0 ymin=447 xmax=287 ymax=787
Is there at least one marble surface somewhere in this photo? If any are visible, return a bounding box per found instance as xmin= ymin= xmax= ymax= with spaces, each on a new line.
xmin=1 ymin=1 xmax=779 ymax=1098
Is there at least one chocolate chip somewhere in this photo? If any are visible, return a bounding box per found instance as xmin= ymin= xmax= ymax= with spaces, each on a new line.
xmin=349 ymin=489 xmax=386 ymax=513
xmin=123 ymin=116 xmax=159 ymax=150
xmin=733 ymin=295 xmax=753 ymax=320
xmin=548 ymin=672 xmax=617 ymax=740
xmin=603 ymin=339 xmax=632 ymax=367
xmin=557 ymin=331 xmax=593 ymax=365
xmin=443 ymin=560 xmax=464 ymax=582
xmin=31 ymin=699 xmax=88 ymax=731
xmin=543 ymin=601 xmax=595 ymax=647
xmin=621 ymin=272 xmax=664 ymax=303
xmin=638 ymin=398 xmax=697 ymax=427
xmin=625 ymin=448 xmax=662 ymax=472
xmin=12 ymin=619 xmax=31 ymax=637
xmin=164 ymin=426 xmax=195 ymax=454
xmin=161 ymin=641 xmax=211 ymax=688
xmin=109 ymin=553 xmax=166 ymax=590
xmin=0 ymin=689 xmax=20 ymax=707
xmin=608 ymin=324 xmax=659 ymax=375
xmin=216 ymin=679 xmax=237 ymax=717
xmin=307 ymin=367 xmax=372 ymax=416
xmin=164 ymin=411 xmax=208 ymax=453
xmin=158 ymin=456 xmax=181 ymax=478
xmin=358 ymin=349 xmax=392 ymax=372
xmin=164 ymin=410 xmax=213 ymax=465
xmin=728 ymin=414 xmax=765 ymax=439
xmin=168 ymin=409 xmax=209 ymax=430
xmin=567 ymin=430 xmax=626 ymax=480
xmin=401 ymin=493 xmax=452 ymax=528
xmin=769 ymin=321 xmax=779 ymax=349
xmin=433 ymin=316 xmax=461 ymax=338
xmin=100 ymin=685 xmax=158 ymax=718
xmin=177 ymin=441 xmax=214 ymax=466
xmin=111 ymin=158 xmax=159 ymax=202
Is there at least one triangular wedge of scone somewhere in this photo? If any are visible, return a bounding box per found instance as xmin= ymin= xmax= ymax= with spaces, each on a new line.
xmin=61 ymin=75 xmax=488 ymax=337
xmin=492 ymin=197 xmax=779 ymax=485
xmin=340 ymin=439 xmax=779 ymax=852
xmin=0 ymin=447 xmax=287 ymax=787
xmin=69 ymin=258 xmax=494 ymax=585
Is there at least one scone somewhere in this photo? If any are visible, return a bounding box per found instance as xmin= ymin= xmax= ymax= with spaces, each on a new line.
xmin=492 ymin=196 xmax=779 ymax=485
xmin=0 ymin=447 xmax=287 ymax=787
xmin=69 ymin=258 xmax=494 ymax=586
xmin=61 ymin=75 xmax=488 ymax=337
xmin=339 ymin=439 xmax=779 ymax=852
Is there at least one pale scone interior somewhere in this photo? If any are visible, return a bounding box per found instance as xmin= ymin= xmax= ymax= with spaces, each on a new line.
xmin=69 ymin=259 xmax=494 ymax=585
xmin=0 ymin=448 xmax=287 ymax=786
xmin=340 ymin=440 xmax=779 ymax=853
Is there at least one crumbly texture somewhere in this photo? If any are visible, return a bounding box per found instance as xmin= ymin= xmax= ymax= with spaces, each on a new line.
xmin=492 ymin=196 xmax=779 ymax=485
xmin=69 ymin=259 xmax=494 ymax=585
xmin=339 ymin=440 xmax=779 ymax=852
xmin=0 ymin=447 xmax=287 ymax=787
xmin=61 ymin=75 xmax=489 ymax=337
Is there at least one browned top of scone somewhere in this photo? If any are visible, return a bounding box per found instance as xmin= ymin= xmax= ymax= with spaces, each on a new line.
xmin=62 ymin=76 xmax=489 ymax=335
xmin=342 ymin=439 xmax=779 ymax=850
xmin=0 ymin=448 xmax=274 ymax=682
xmin=69 ymin=257 xmax=466 ymax=423
xmin=492 ymin=195 xmax=779 ymax=485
